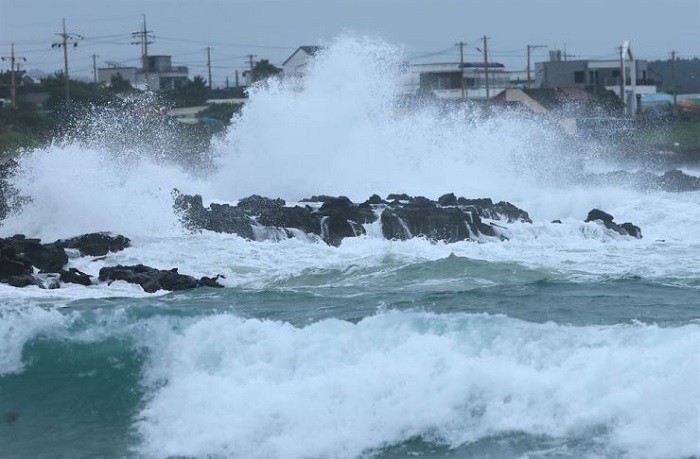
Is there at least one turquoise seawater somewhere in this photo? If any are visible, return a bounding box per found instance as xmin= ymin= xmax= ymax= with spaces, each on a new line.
xmin=2 ymin=256 xmax=698 ymax=458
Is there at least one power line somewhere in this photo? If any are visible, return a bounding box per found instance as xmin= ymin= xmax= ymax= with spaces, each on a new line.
xmin=483 ymin=36 xmax=490 ymax=98
xmin=206 ymin=46 xmax=212 ymax=89
xmin=455 ymin=41 xmax=466 ymax=99
xmin=51 ymin=18 xmax=83 ymax=103
xmin=526 ymin=44 xmax=546 ymax=88
xmin=1 ymin=44 xmax=27 ymax=108
xmin=131 ymin=14 xmax=154 ymax=86
xmin=157 ymin=36 xmax=294 ymax=50
xmin=92 ymin=53 xmax=98 ymax=83
xmin=247 ymin=54 xmax=256 ymax=83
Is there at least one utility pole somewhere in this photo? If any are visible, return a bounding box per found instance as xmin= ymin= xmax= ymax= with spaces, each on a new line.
xmin=482 ymin=36 xmax=490 ymax=98
xmin=92 ymin=54 xmax=98 ymax=83
xmin=206 ymin=47 xmax=213 ymax=90
xmin=619 ymin=45 xmax=626 ymax=112
xmin=526 ymin=44 xmax=546 ymax=88
xmin=52 ymin=19 xmax=83 ymax=104
xmin=456 ymin=41 xmax=466 ymax=99
xmin=235 ymin=69 xmax=240 ymax=87
xmin=1 ymin=44 xmax=26 ymax=108
xmin=670 ymin=50 xmax=678 ymax=110
xmin=132 ymin=14 xmax=154 ymax=88
xmin=225 ymin=76 xmax=229 ymax=89
xmin=247 ymin=54 xmax=256 ymax=84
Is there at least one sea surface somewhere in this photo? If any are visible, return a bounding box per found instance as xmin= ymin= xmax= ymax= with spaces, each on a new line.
xmin=1 ymin=37 xmax=699 ymax=458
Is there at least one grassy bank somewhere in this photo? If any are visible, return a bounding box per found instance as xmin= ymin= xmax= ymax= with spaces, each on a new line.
xmin=638 ymin=119 xmax=700 ymax=159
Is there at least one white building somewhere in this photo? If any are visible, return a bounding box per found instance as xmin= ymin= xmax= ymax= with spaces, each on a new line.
xmin=281 ymin=46 xmax=324 ymax=79
xmin=404 ymin=62 xmax=515 ymax=99
xmin=98 ymin=55 xmax=188 ymax=91
xmin=534 ymin=47 xmax=657 ymax=115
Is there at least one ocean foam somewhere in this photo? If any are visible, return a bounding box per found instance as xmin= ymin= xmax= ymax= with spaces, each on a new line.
xmin=0 ymin=37 xmax=695 ymax=293
xmin=136 ymin=311 xmax=700 ymax=458
xmin=0 ymin=306 xmax=68 ymax=375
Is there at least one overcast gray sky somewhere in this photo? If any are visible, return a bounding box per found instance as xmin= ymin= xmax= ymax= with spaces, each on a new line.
xmin=1 ymin=0 xmax=698 ymax=86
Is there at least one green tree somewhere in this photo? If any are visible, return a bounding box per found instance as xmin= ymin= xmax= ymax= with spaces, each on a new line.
xmin=109 ymin=73 xmax=133 ymax=93
xmin=162 ymin=75 xmax=210 ymax=107
xmin=41 ymin=72 xmax=111 ymax=109
xmin=251 ymin=59 xmax=282 ymax=82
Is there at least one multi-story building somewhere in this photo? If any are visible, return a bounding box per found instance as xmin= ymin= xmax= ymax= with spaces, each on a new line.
xmin=98 ymin=55 xmax=188 ymax=91
xmin=534 ymin=50 xmax=657 ymax=113
xmin=405 ymin=61 xmax=518 ymax=99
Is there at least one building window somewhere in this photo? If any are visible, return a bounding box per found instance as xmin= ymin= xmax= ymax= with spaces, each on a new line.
xmin=419 ymin=72 xmax=461 ymax=90
xmin=574 ymin=71 xmax=585 ymax=83
xmin=589 ymin=70 xmax=600 ymax=85
xmin=612 ymin=69 xmax=620 ymax=78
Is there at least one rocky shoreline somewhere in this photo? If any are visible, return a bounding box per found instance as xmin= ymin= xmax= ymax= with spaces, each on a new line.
xmin=173 ymin=192 xmax=534 ymax=247
xmin=0 ymin=232 xmax=223 ymax=292
xmin=0 ymin=193 xmax=642 ymax=293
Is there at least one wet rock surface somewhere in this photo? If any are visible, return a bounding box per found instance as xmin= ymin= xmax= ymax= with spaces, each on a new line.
xmin=585 ymin=208 xmax=642 ymax=238
xmin=174 ymin=191 xmax=533 ymax=246
xmin=98 ymin=264 xmax=223 ymax=293
xmin=1 ymin=235 xmax=68 ymax=273
xmin=0 ymin=232 xmax=222 ymax=291
xmin=57 ymin=232 xmax=131 ymax=257
xmin=583 ymin=169 xmax=700 ymax=192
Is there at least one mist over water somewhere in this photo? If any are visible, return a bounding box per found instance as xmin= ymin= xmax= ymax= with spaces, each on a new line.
xmin=211 ymin=36 xmax=585 ymax=203
xmin=2 ymin=35 xmax=691 ymax=238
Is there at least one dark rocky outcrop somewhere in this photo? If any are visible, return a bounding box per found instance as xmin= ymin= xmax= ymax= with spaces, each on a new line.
xmin=0 ymin=232 xmax=223 ymax=292
xmin=380 ymin=201 xmax=495 ymax=242
xmin=98 ymin=264 xmax=223 ymax=293
xmin=585 ymin=208 xmax=642 ymax=238
xmin=57 ymin=232 xmax=131 ymax=257
xmin=316 ymin=197 xmax=374 ymax=246
xmin=387 ymin=193 xmax=412 ymax=202
xmin=174 ymin=191 xmax=532 ymax=246
xmin=0 ymin=241 xmax=33 ymax=280
xmin=438 ymin=193 xmax=458 ymax=206
xmin=1 ymin=235 xmax=67 ymax=273
xmin=7 ymin=274 xmax=37 ymax=288
xmin=173 ymin=192 xmax=256 ymax=239
xmin=660 ymin=169 xmax=700 ymax=192
xmin=237 ymin=195 xmax=286 ymax=215
xmin=583 ymin=169 xmax=700 ymax=192
xmin=59 ymin=268 xmax=93 ymax=286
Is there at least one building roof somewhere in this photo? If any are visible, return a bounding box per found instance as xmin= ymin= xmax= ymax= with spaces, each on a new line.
xmin=282 ymin=46 xmax=325 ymax=66
xmin=522 ymin=87 xmax=591 ymax=110
xmin=460 ymin=62 xmax=505 ymax=69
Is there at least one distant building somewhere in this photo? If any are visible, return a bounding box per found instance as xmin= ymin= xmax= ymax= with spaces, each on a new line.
xmin=405 ymin=61 xmax=515 ymax=99
xmin=144 ymin=55 xmax=188 ymax=90
xmin=536 ymin=52 xmax=651 ymax=88
xmin=98 ymin=66 xmax=139 ymax=87
xmin=281 ymin=46 xmax=324 ymax=79
xmin=97 ymin=55 xmax=188 ymax=91
xmin=535 ymin=51 xmax=657 ymax=98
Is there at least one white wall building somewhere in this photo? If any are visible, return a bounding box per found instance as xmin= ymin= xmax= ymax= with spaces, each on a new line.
xmin=404 ymin=62 xmax=516 ymax=99
xmin=281 ymin=46 xmax=324 ymax=79
xmin=97 ymin=55 xmax=188 ymax=91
